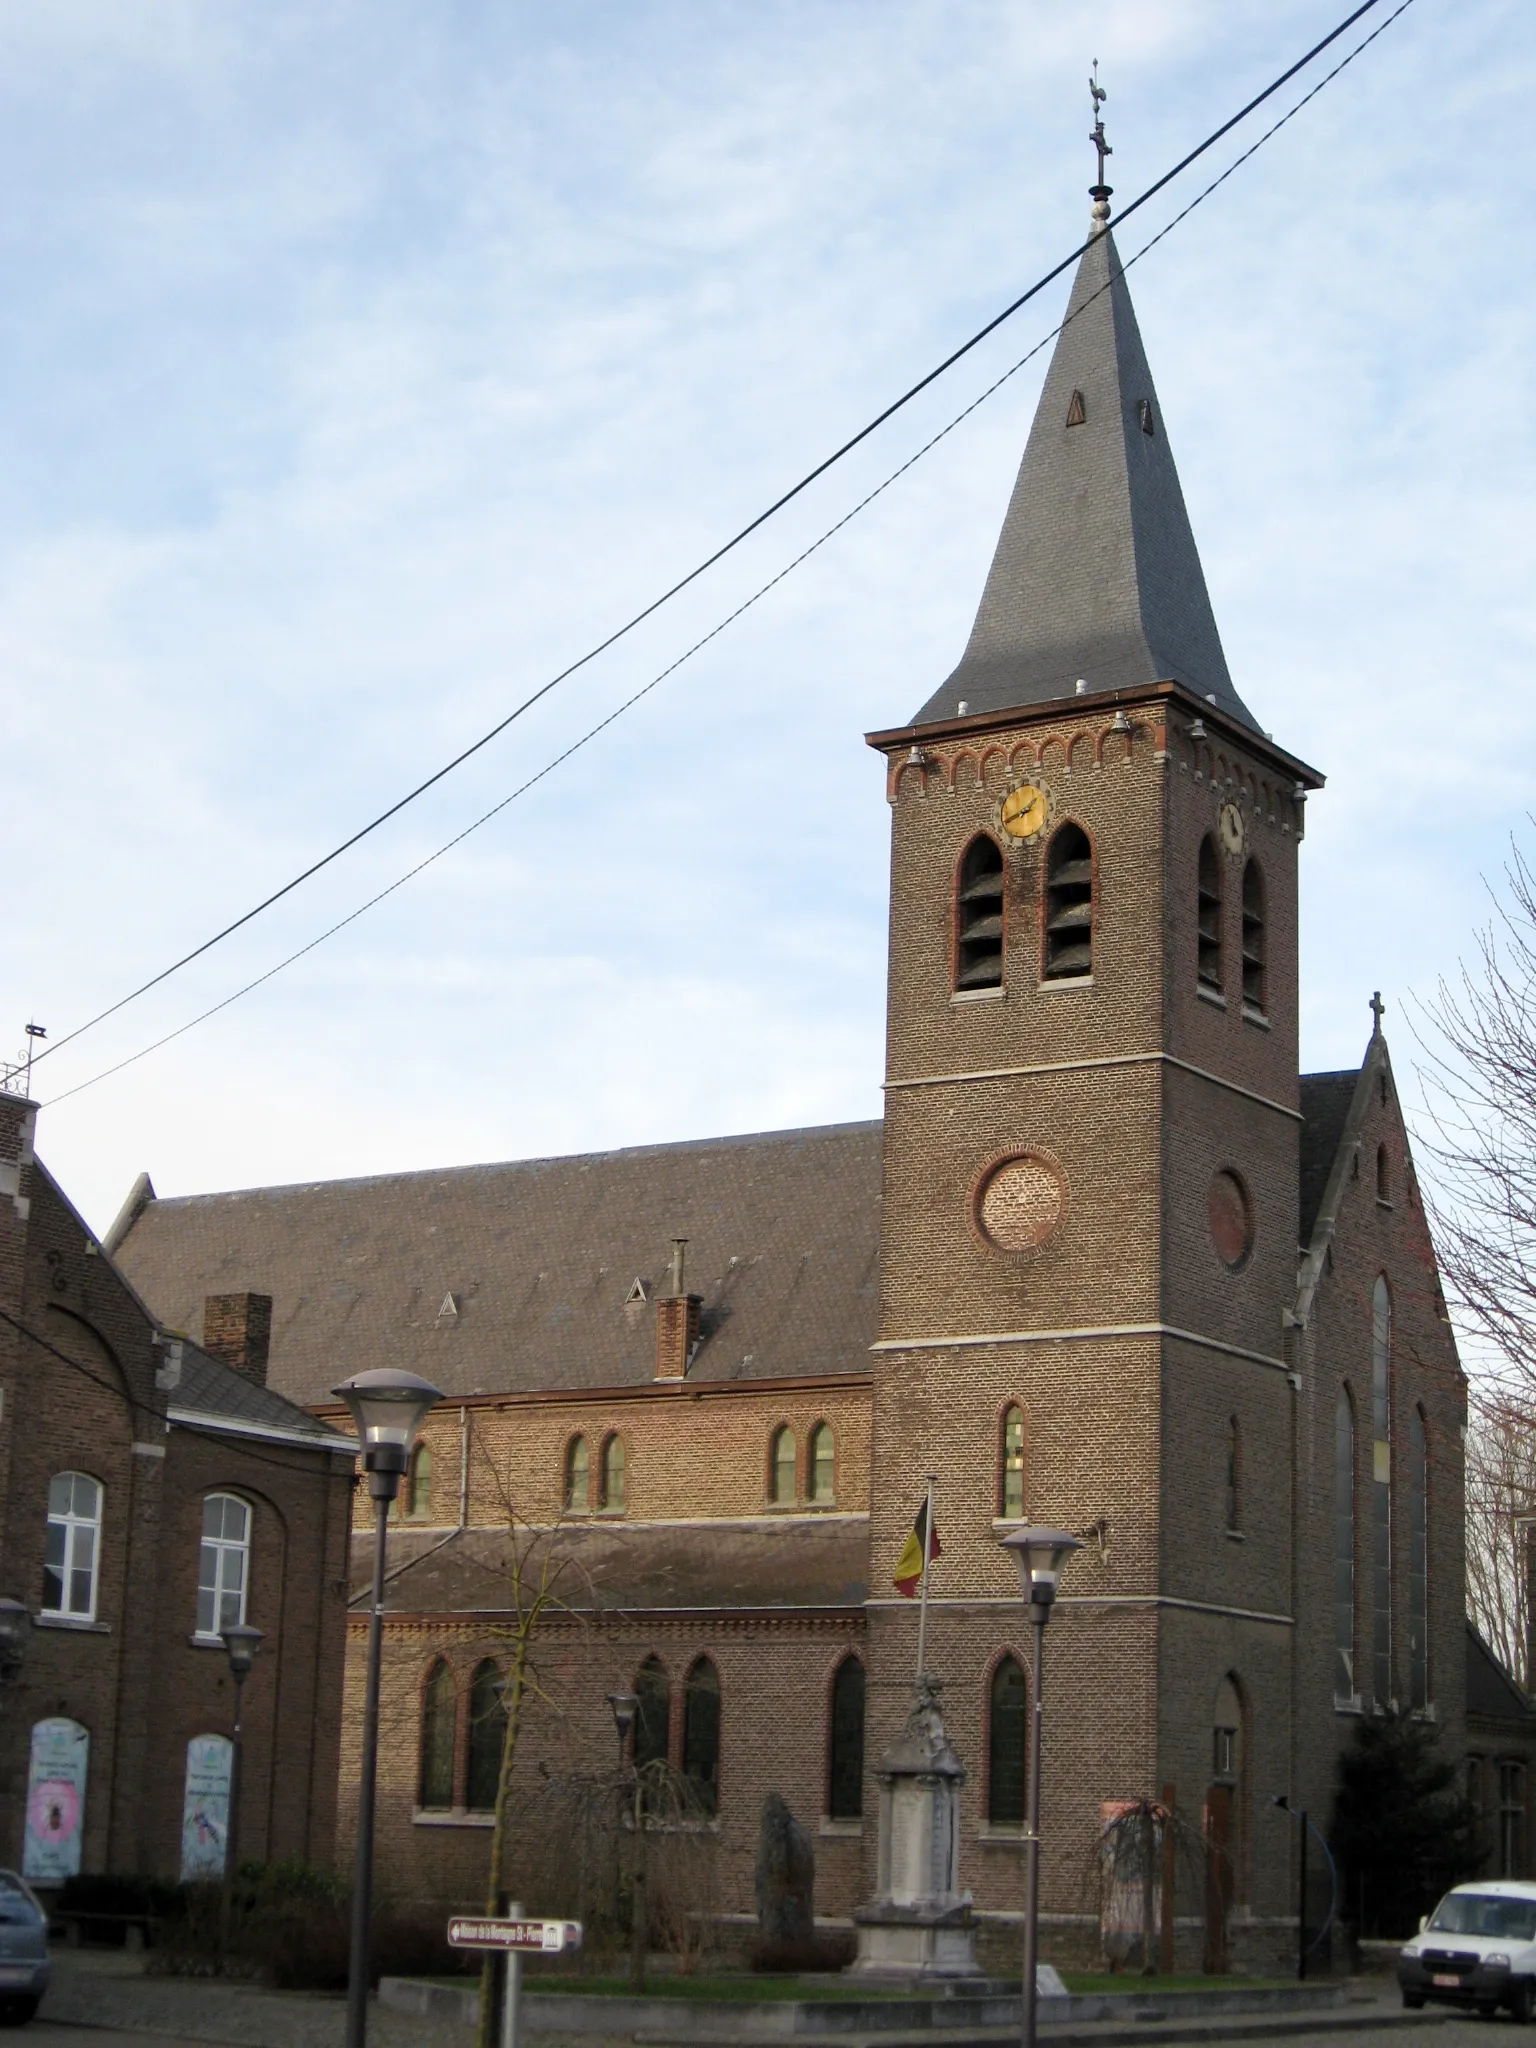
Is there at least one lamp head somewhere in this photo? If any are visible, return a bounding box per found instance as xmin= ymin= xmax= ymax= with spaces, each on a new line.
xmin=0 ymin=1598 xmax=31 ymax=1677
xmin=332 ymin=1369 xmax=444 ymax=1484
xmin=607 ymin=1691 xmax=639 ymax=1746
xmin=1000 ymin=1526 xmax=1084 ymax=1610
xmin=222 ymin=1621 xmax=264 ymax=1681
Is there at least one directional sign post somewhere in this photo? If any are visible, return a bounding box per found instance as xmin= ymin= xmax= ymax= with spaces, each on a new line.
xmin=447 ymin=1906 xmax=582 ymax=2048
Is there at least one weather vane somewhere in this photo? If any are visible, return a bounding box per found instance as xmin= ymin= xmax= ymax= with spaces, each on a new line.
xmin=1089 ymin=59 xmax=1113 ymax=222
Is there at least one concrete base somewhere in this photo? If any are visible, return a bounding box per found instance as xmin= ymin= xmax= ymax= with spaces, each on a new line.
xmin=850 ymin=1899 xmax=981 ymax=1981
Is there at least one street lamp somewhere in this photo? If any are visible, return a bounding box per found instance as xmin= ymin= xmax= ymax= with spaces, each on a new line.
xmin=1269 ymin=1796 xmax=1338 ymax=1980
xmin=0 ymin=1600 xmax=31 ymax=1683
xmin=1000 ymin=1527 xmax=1083 ymax=2048
xmin=606 ymin=1692 xmax=645 ymax=1993
xmin=219 ymin=1622 xmax=264 ymax=1950
xmin=334 ymin=1368 xmax=443 ymax=2048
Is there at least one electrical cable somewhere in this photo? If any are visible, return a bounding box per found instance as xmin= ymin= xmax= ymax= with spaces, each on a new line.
xmin=40 ymin=0 xmax=1418 ymax=1111
xmin=20 ymin=0 xmax=1397 ymax=1083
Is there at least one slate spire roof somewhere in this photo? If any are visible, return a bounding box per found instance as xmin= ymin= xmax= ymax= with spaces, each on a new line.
xmin=912 ymin=216 xmax=1256 ymax=730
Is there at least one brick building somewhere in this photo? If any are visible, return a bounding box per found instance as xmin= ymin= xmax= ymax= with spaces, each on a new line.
xmin=112 ymin=185 xmax=1477 ymax=1958
xmin=0 ymin=1094 xmax=354 ymax=1887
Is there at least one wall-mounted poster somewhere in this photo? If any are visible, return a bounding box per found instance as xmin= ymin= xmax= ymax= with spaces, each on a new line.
xmin=180 ymin=1735 xmax=232 ymax=1881
xmin=23 ymin=1718 xmax=88 ymax=1883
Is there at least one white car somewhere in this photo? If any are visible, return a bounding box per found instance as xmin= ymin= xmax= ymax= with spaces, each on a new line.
xmin=1398 ymin=1881 xmax=1536 ymax=2020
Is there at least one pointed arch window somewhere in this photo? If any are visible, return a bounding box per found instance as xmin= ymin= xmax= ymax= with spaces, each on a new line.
xmin=1241 ymin=860 xmax=1266 ymax=1013
xmin=769 ymin=1426 xmax=796 ymax=1506
xmin=1225 ymin=1417 xmax=1242 ymax=1534
xmin=988 ymin=1655 xmax=1028 ymax=1827
xmin=808 ymin=1423 xmax=835 ymax=1504
xmin=1000 ymin=1406 xmax=1026 ymax=1520
xmin=467 ymin=1658 xmax=507 ymax=1812
xmin=683 ymin=1657 xmax=721 ymax=1816
xmin=601 ymin=1434 xmax=626 ymax=1512
xmin=406 ymin=1443 xmax=432 ymax=1520
xmin=1335 ymin=1390 xmax=1356 ymax=1703
xmin=634 ymin=1656 xmax=670 ymax=1776
xmin=956 ymin=836 xmax=1004 ymax=991
xmin=1197 ymin=836 xmax=1223 ymax=992
xmin=1371 ymin=1277 xmax=1393 ymax=1707
xmin=1376 ymin=1145 xmax=1391 ymax=1204
xmin=1044 ymin=824 xmax=1093 ymax=979
xmin=565 ymin=1435 xmax=590 ymax=1512
xmin=418 ymin=1658 xmax=457 ymax=1809
xmin=828 ymin=1656 xmax=865 ymax=1820
xmin=1409 ymin=1407 xmax=1429 ymax=1710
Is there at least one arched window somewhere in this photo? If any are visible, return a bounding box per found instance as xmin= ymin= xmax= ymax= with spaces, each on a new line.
xmin=1376 ymin=1145 xmax=1391 ymax=1203
xmin=828 ymin=1656 xmax=865 ymax=1820
xmin=466 ymin=1658 xmax=506 ymax=1812
xmin=1000 ymin=1406 xmax=1026 ymax=1520
xmin=1225 ymin=1418 xmax=1242 ymax=1533
xmin=1044 ymin=824 xmax=1093 ymax=979
xmin=955 ymin=836 xmax=1004 ymax=991
xmin=565 ymin=1435 xmax=590 ymax=1512
xmin=602 ymin=1434 xmax=626 ymax=1512
xmin=769 ymin=1427 xmax=796 ymax=1506
xmin=418 ymin=1658 xmax=456 ymax=1809
xmin=43 ymin=1472 xmax=102 ymax=1623
xmin=196 ymin=1493 xmax=251 ymax=1637
xmin=1409 ymin=1408 xmax=1429 ymax=1710
xmin=808 ymin=1424 xmax=835 ymax=1504
xmin=988 ymin=1656 xmax=1027 ymax=1827
xmin=1334 ymin=1389 xmax=1356 ymax=1703
xmin=1197 ymin=836 xmax=1223 ymax=992
xmin=683 ymin=1657 xmax=721 ymax=1816
xmin=634 ymin=1656 xmax=671 ymax=1777
xmin=1240 ymin=860 xmax=1265 ymax=1012
xmin=1371 ymin=1277 xmax=1392 ymax=1707
xmin=406 ymin=1443 xmax=432 ymax=1520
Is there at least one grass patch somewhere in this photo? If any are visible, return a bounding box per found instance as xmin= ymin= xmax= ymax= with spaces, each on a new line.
xmin=1060 ymin=1976 xmax=1295 ymax=1993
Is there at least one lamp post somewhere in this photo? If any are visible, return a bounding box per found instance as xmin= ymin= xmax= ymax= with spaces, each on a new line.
xmin=219 ymin=1622 xmax=264 ymax=1951
xmin=1000 ymin=1527 xmax=1083 ymax=2048
xmin=606 ymin=1692 xmax=644 ymax=1992
xmin=334 ymin=1368 xmax=444 ymax=2048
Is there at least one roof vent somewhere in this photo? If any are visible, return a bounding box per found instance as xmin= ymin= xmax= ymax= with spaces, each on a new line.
xmin=437 ymin=1292 xmax=459 ymax=1322
xmin=1066 ymin=388 xmax=1086 ymax=428
xmin=1137 ymin=399 xmax=1155 ymax=436
xmin=1074 ymin=679 xmax=1088 ymax=696
xmin=957 ymin=700 xmax=969 ymax=716
xmin=625 ymin=1278 xmax=650 ymax=1305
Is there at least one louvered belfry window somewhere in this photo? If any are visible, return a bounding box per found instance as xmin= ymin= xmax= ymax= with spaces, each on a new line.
xmin=955 ymin=836 xmax=1004 ymax=991
xmin=1198 ymin=836 xmax=1223 ymax=991
xmin=1044 ymin=824 xmax=1093 ymax=978
xmin=1241 ymin=859 xmax=1266 ymax=1012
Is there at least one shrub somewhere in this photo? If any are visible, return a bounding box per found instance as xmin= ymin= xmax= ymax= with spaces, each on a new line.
xmin=747 ymin=1932 xmax=856 ymax=1974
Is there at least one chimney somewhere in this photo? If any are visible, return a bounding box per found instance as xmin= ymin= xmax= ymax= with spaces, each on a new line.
xmin=654 ymin=1239 xmax=702 ymax=1382
xmin=203 ymin=1293 xmax=273 ymax=1386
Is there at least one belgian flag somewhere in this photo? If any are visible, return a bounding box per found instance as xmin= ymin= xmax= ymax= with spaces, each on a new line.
xmin=893 ymin=1499 xmax=942 ymax=1597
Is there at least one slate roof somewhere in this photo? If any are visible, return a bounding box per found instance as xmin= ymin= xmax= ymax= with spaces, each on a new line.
xmin=171 ymin=1337 xmax=351 ymax=1450
xmin=1467 ymin=1622 xmax=1536 ymax=1724
xmin=1299 ymin=1070 xmax=1359 ymax=1248
xmin=356 ymin=1517 xmax=870 ymax=1616
xmin=111 ymin=1122 xmax=884 ymax=1410
xmin=913 ymin=223 xmax=1255 ymax=731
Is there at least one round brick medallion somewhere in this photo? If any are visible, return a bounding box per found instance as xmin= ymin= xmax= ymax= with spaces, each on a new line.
xmin=977 ymin=1154 xmax=1065 ymax=1252
xmin=1208 ymin=1169 xmax=1253 ymax=1269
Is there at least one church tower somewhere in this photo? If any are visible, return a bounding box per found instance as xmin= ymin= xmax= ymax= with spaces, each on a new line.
xmin=864 ymin=165 xmax=1325 ymax=1940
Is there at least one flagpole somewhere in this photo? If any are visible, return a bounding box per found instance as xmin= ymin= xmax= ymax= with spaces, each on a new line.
xmin=915 ymin=1474 xmax=936 ymax=1682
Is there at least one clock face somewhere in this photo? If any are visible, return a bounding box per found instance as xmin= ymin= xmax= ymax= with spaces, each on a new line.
xmin=1000 ymin=783 xmax=1050 ymax=841
xmin=1218 ymin=800 xmax=1246 ymax=857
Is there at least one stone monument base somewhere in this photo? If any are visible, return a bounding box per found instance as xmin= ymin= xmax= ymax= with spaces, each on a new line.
xmin=850 ymin=1899 xmax=981 ymax=1980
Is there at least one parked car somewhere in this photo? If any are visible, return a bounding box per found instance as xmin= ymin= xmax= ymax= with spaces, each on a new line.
xmin=1398 ymin=1880 xmax=1536 ymax=2019
xmin=0 ymin=1872 xmax=48 ymax=2024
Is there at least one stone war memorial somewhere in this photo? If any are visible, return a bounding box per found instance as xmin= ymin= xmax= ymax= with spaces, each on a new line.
xmin=112 ymin=133 xmax=1491 ymax=1974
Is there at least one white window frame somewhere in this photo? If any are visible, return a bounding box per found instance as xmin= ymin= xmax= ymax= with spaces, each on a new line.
xmin=196 ymin=1493 xmax=251 ymax=1641
xmin=43 ymin=1472 xmax=102 ymax=1623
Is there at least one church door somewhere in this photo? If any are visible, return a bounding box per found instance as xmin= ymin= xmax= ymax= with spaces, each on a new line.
xmin=1203 ymin=1783 xmax=1233 ymax=1975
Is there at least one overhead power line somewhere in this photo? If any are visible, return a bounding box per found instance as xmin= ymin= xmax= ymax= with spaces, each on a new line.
xmin=41 ymin=0 xmax=1419 ymax=1111
xmin=20 ymin=0 xmax=1399 ymax=1087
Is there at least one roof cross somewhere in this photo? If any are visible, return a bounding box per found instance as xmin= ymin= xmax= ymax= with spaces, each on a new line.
xmin=1370 ymin=990 xmax=1386 ymax=1034
xmin=1089 ymin=60 xmax=1113 ymax=206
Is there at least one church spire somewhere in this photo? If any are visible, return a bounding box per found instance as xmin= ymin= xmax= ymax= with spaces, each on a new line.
xmin=911 ymin=93 xmax=1256 ymax=731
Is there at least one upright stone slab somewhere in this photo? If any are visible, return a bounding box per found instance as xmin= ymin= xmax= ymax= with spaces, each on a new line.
xmin=852 ymin=1679 xmax=980 ymax=1980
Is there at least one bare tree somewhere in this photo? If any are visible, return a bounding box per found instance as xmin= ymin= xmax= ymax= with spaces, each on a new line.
xmin=1465 ymin=1391 xmax=1536 ymax=1685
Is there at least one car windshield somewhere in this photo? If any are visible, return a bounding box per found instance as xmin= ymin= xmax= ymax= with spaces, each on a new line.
xmin=1429 ymin=1894 xmax=1536 ymax=1941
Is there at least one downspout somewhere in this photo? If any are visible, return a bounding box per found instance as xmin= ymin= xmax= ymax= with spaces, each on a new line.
xmin=460 ymin=1404 xmax=470 ymax=1527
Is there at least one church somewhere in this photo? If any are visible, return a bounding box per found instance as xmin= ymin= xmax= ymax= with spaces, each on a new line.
xmin=110 ymin=170 xmax=1480 ymax=1966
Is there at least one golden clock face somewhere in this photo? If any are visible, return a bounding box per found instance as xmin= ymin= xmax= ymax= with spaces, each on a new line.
xmin=1000 ymin=783 xmax=1050 ymax=841
xmin=1218 ymin=800 xmax=1246 ymax=857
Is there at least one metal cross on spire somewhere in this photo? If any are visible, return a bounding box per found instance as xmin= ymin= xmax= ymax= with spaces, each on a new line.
xmin=1088 ymin=60 xmax=1113 ymax=229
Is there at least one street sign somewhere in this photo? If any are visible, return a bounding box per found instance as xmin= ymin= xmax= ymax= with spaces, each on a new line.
xmin=447 ymin=1916 xmax=582 ymax=1954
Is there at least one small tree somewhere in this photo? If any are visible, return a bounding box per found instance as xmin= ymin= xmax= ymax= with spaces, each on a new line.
xmin=1331 ymin=1710 xmax=1479 ymax=1938
xmin=1465 ymin=1392 xmax=1536 ymax=1685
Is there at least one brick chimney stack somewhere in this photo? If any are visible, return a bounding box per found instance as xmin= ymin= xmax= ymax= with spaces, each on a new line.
xmin=654 ymin=1239 xmax=702 ymax=1381
xmin=203 ymin=1292 xmax=273 ymax=1386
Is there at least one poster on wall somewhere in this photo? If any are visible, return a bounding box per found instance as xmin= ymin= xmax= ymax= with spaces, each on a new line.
xmin=180 ymin=1735 xmax=232 ymax=1881
xmin=23 ymin=1718 xmax=88 ymax=1884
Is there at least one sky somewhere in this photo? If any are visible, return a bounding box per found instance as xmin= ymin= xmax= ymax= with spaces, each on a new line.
xmin=1 ymin=0 xmax=1533 ymax=1237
